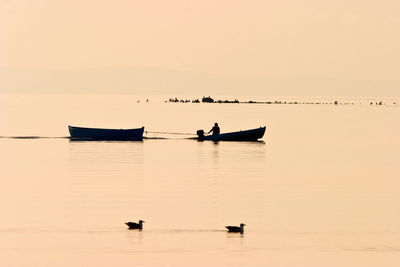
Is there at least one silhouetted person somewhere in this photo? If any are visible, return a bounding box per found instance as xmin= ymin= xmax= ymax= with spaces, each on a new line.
xmin=208 ymin=123 xmax=220 ymax=135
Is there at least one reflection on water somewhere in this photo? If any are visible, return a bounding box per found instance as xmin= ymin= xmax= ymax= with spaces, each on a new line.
xmin=67 ymin=139 xmax=267 ymax=231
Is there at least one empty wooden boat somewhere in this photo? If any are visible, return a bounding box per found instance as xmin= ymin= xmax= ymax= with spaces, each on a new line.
xmin=69 ymin=126 xmax=144 ymax=141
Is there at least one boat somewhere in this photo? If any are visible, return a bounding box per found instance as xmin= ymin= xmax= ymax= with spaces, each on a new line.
xmin=197 ymin=126 xmax=266 ymax=141
xmin=68 ymin=126 xmax=145 ymax=141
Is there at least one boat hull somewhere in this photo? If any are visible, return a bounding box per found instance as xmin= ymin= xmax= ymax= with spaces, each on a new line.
xmin=69 ymin=126 xmax=144 ymax=141
xmin=202 ymin=127 xmax=266 ymax=141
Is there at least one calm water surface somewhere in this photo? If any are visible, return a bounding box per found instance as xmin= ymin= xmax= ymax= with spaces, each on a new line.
xmin=0 ymin=94 xmax=399 ymax=266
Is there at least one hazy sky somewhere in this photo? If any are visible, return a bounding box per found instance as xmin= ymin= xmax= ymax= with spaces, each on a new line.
xmin=1 ymin=0 xmax=399 ymax=96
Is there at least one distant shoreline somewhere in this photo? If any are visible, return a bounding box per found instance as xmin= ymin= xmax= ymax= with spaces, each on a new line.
xmin=165 ymin=96 xmax=398 ymax=106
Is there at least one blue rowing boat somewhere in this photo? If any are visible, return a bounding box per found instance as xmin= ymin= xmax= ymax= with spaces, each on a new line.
xmin=69 ymin=126 xmax=144 ymax=141
xmin=197 ymin=126 xmax=266 ymax=141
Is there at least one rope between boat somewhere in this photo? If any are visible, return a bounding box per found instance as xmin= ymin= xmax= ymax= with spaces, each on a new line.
xmin=145 ymin=131 xmax=196 ymax=136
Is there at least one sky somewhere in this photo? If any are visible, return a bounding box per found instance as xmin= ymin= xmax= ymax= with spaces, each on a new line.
xmin=0 ymin=0 xmax=399 ymax=96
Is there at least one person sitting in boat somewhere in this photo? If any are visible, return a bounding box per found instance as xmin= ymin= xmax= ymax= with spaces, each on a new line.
xmin=208 ymin=123 xmax=220 ymax=135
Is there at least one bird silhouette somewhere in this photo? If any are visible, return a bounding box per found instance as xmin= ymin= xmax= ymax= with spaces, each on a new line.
xmin=125 ymin=220 xmax=145 ymax=230
xmin=225 ymin=223 xmax=245 ymax=233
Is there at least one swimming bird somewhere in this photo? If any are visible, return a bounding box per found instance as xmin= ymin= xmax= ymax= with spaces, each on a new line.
xmin=225 ymin=223 xmax=245 ymax=233
xmin=125 ymin=220 xmax=145 ymax=230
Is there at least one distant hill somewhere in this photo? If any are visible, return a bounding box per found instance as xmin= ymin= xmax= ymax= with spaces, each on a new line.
xmin=0 ymin=67 xmax=399 ymax=97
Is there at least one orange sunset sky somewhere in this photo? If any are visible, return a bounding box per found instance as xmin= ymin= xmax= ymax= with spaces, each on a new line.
xmin=1 ymin=0 xmax=399 ymax=96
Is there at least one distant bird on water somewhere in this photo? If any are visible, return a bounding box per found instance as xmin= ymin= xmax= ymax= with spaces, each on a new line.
xmin=125 ymin=220 xmax=145 ymax=230
xmin=225 ymin=223 xmax=245 ymax=233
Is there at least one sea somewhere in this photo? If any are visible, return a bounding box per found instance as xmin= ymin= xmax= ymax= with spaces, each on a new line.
xmin=0 ymin=94 xmax=399 ymax=267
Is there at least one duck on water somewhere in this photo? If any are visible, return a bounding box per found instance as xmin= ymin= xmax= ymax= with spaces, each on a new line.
xmin=125 ymin=220 xmax=145 ymax=230
xmin=226 ymin=223 xmax=245 ymax=234
xmin=124 ymin=221 xmax=245 ymax=233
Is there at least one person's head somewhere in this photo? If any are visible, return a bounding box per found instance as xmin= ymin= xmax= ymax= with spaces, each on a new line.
xmin=215 ymin=123 xmax=218 ymax=126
